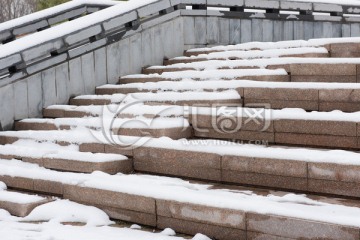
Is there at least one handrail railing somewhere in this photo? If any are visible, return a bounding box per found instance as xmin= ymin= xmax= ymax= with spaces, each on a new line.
xmin=183 ymin=0 xmax=360 ymax=16
xmin=1 ymin=0 xmax=360 ymax=87
xmin=0 ymin=0 xmax=118 ymax=44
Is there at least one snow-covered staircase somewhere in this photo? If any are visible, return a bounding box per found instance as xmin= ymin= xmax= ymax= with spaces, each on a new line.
xmin=3 ymin=38 xmax=360 ymax=239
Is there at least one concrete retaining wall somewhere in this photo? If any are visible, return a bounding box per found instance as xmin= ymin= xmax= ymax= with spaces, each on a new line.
xmin=0 ymin=16 xmax=184 ymax=130
xmin=2 ymin=0 xmax=360 ymax=129
xmin=182 ymin=14 xmax=360 ymax=49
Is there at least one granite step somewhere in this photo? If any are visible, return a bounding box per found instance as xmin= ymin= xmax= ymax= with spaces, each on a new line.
xmin=0 ymin=129 xmax=136 ymax=157
xmin=143 ymin=60 xmax=360 ymax=83
xmin=2 ymin=129 xmax=360 ymax=198
xmin=69 ymin=94 xmax=126 ymax=106
xmin=120 ymin=69 xmax=289 ymax=84
xmin=15 ymin=117 xmax=193 ymax=140
xmin=165 ymin=47 xmax=329 ymax=65
xmin=0 ymin=159 xmax=360 ymax=240
xmin=133 ymin=137 xmax=360 ymax=198
xmin=0 ymin=188 xmax=52 ymax=217
xmin=43 ymin=104 xmax=186 ymax=119
xmin=184 ymin=40 xmax=360 ymax=57
xmin=96 ymin=81 xmax=360 ymax=112
xmin=0 ymin=141 xmax=132 ymax=174
xmin=190 ymin=107 xmax=360 ymax=150
xmin=152 ymin=59 xmax=360 ymax=74
xmin=70 ymin=90 xmax=242 ymax=107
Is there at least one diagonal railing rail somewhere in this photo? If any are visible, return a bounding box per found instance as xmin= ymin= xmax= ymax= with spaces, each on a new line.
xmin=0 ymin=0 xmax=119 ymax=44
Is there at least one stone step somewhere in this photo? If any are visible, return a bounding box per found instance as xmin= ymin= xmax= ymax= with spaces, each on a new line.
xmin=43 ymin=104 xmax=186 ymax=119
xmin=96 ymin=81 xmax=360 ymax=112
xmin=2 ymin=129 xmax=360 ymax=198
xmin=0 ymin=188 xmax=52 ymax=217
xmin=8 ymin=105 xmax=360 ymax=151
xmin=165 ymin=47 xmax=329 ymax=65
xmin=133 ymin=137 xmax=360 ymax=199
xmin=0 ymin=141 xmax=132 ymax=174
xmin=0 ymin=129 xmax=136 ymax=157
xmin=191 ymin=107 xmax=360 ymax=150
xmin=144 ymin=59 xmax=360 ymax=83
xmin=143 ymin=58 xmax=360 ymax=73
xmin=184 ymin=40 xmax=360 ymax=57
xmin=15 ymin=117 xmax=192 ymax=140
xmin=70 ymin=90 xmax=241 ymax=107
xmin=1 ymin=159 xmax=360 ymax=240
xmin=97 ymin=81 xmax=249 ymax=95
xmin=239 ymin=84 xmax=360 ymax=112
xmin=69 ymin=94 xmax=126 ymax=105
xmin=120 ymin=69 xmax=289 ymax=84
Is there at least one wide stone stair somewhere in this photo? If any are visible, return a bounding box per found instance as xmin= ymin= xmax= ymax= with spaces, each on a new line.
xmin=3 ymin=37 xmax=360 ymax=239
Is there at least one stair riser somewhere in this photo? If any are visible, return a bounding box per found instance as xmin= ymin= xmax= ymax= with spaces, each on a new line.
xmin=119 ymin=75 xmax=289 ymax=84
xmin=0 ymin=174 xmax=357 ymax=240
xmin=90 ymin=87 xmax=360 ymax=113
xmin=164 ymin=53 xmax=330 ymax=65
xmin=112 ymin=127 xmax=193 ymax=140
xmin=133 ymin=147 xmax=360 ymax=199
xmin=193 ymin=130 xmax=359 ymax=150
xmin=69 ymin=99 xmax=112 ymax=106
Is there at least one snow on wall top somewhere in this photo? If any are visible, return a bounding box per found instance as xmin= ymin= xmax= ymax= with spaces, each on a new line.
xmin=0 ymin=0 xmax=159 ymax=59
xmin=288 ymin=0 xmax=360 ymax=7
xmin=0 ymin=0 xmax=119 ymax=33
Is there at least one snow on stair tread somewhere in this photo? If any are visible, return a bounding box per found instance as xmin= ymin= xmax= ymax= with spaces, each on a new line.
xmin=99 ymin=80 xmax=360 ymax=92
xmin=0 ymin=190 xmax=46 ymax=205
xmin=45 ymin=104 xmax=186 ymax=118
xmin=195 ymin=107 xmax=360 ymax=122
xmin=1 ymin=159 xmax=360 ymax=228
xmin=147 ymin=57 xmax=360 ymax=71
xmin=72 ymin=91 xmax=241 ymax=104
xmin=185 ymin=37 xmax=360 ymax=54
xmin=0 ymin=221 xmax=191 ymax=240
xmin=131 ymin=90 xmax=240 ymax=102
xmin=0 ymin=140 xmax=128 ymax=163
xmin=172 ymin=47 xmax=328 ymax=61
xmin=0 ymin=129 xmax=151 ymax=145
xmin=2 ymin=129 xmax=360 ymax=165
xmin=123 ymin=69 xmax=288 ymax=81
xmin=73 ymin=94 xmax=126 ymax=103
xmin=142 ymin=137 xmax=360 ymax=166
xmin=19 ymin=117 xmax=190 ymax=129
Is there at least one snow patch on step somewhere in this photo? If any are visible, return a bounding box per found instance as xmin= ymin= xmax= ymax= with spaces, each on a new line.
xmin=0 ymin=181 xmax=7 ymax=191
xmin=24 ymin=199 xmax=114 ymax=226
xmin=0 ymin=221 xmax=188 ymax=240
xmin=174 ymin=47 xmax=328 ymax=60
xmin=131 ymin=90 xmax=241 ymax=101
xmin=20 ymin=117 xmax=190 ymax=129
xmin=149 ymin=57 xmax=360 ymax=71
xmin=124 ymin=69 xmax=287 ymax=80
xmin=100 ymin=79 xmax=360 ymax=91
xmin=47 ymin=103 xmax=187 ymax=118
xmin=187 ymin=36 xmax=360 ymax=53
xmin=2 ymin=140 xmax=127 ymax=163
xmin=194 ymin=107 xmax=360 ymax=122
xmin=0 ymin=191 xmax=45 ymax=204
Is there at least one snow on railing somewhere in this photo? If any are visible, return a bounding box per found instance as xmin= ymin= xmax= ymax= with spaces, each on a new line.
xmin=184 ymin=0 xmax=360 ymax=17
xmin=1 ymin=0 xmax=360 ymax=85
xmin=0 ymin=0 xmax=119 ymax=44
